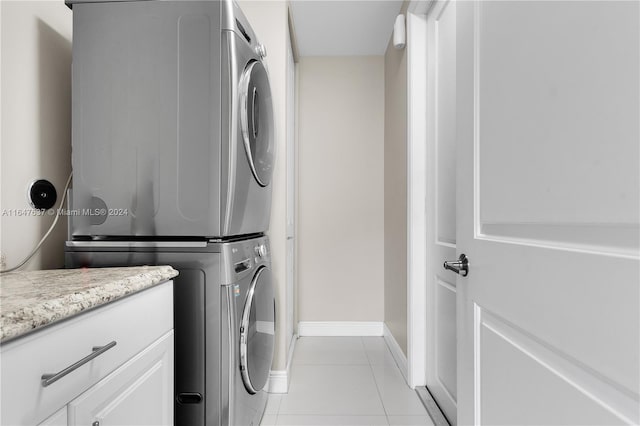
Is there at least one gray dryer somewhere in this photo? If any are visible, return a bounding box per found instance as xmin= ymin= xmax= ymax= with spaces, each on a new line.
xmin=67 ymin=0 xmax=275 ymax=239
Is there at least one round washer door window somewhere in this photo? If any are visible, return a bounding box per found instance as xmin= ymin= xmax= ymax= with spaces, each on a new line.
xmin=240 ymin=266 xmax=275 ymax=394
xmin=239 ymin=60 xmax=275 ymax=187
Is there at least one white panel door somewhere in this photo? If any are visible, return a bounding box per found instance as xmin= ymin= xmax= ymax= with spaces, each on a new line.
xmin=456 ymin=1 xmax=639 ymax=425
xmin=425 ymin=0 xmax=457 ymax=424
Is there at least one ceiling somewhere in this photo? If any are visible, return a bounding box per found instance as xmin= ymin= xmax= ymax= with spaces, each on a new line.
xmin=289 ymin=1 xmax=404 ymax=56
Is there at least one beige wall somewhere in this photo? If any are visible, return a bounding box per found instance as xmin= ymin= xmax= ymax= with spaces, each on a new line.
xmin=236 ymin=0 xmax=291 ymax=371
xmin=384 ymin=17 xmax=408 ymax=355
xmin=0 ymin=1 xmax=72 ymax=271
xmin=297 ymin=56 xmax=384 ymax=322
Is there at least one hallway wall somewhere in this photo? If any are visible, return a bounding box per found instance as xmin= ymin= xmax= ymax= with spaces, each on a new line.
xmin=383 ymin=9 xmax=409 ymax=355
xmin=297 ymin=56 xmax=385 ymax=323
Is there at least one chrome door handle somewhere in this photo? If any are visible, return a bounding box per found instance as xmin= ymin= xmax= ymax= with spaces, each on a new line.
xmin=444 ymin=254 xmax=469 ymax=277
xmin=41 ymin=341 xmax=117 ymax=387
xmin=252 ymin=87 xmax=258 ymax=137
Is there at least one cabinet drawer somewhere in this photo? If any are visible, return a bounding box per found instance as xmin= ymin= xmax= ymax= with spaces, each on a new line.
xmin=0 ymin=281 xmax=173 ymax=426
xmin=37 ymin=407 xmax=67 ymax=426
xmin=68 ymin=330 xmax=173 ymax=426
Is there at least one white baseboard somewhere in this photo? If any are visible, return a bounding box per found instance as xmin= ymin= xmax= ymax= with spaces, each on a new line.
xmin=267 ymin=370 xmax=288 ymax=394
xmin=298 ymin=321 xmax=384 ymax=337
xmin=268 ymin=333 xmax=298 ymax=394
xmin=383 ymin=323 xmax=409 ymax=384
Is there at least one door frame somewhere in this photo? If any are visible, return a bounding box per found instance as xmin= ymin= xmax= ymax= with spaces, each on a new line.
xmin=406 ymin=0 xmax=434 ymax=389
xmin=284 ymin=6 xmax=299 ymax=389
xmin=286 ymin=7 xmax=297 ymax=352
xmin=422 ymin=0 xmax=459 ymax=421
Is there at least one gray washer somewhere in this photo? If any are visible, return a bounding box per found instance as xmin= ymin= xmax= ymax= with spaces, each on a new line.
xmin=67 ymin=0 xmax=274 ymax=239
xmin=65 ymin=236 xmax=276 ymax=426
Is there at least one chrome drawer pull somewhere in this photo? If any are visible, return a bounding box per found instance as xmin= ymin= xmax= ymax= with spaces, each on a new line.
xmin=41 ymin=341 xmax=117 ymax=387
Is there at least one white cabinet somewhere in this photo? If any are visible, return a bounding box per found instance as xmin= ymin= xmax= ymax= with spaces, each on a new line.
xmin=68 ymin=330 xmax=173 ymax=426
xmin=38 ymin=408 xmax=68 ymax=426
xmin=1 ymin=281 xmax=174 ymax=426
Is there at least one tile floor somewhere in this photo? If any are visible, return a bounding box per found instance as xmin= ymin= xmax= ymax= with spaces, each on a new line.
xmin=261 ymin=337 xmax=435 ymax=426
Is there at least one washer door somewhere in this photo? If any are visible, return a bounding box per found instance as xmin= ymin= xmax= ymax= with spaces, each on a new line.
xmin=240 ymin=266 xmax=275 ymax=394
xmin=239 ymin=60 xmax=275 ymax=187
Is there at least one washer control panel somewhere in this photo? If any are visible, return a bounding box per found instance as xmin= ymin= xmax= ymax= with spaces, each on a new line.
xmin=255 ymin=244 xmax=268 ymax=258
xmin=223 ymin=237 xmax=270 ymax=284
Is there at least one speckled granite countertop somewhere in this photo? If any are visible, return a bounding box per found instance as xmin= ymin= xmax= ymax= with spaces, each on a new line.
xmin=0 ymin=266 xmax=178 ymax=343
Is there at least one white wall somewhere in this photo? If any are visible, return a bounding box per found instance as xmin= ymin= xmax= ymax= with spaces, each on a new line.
xmin=384 ymin=7 xmax=409 ymax=355
xmin=297 ymin=56 xmax=385 ymax=322
xmin=0 ymin=1 xmax=72 ymax=271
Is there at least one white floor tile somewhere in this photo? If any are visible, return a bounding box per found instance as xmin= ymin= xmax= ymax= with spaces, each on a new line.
xmin=260 ymin=414 xmax=278 ymax=426
xmin=293 ymin=337 xmax=369 ymax=365
xmin=279 ymin=365 xmax=386 ymax=416
xmin=266 ymin=394 xmax=282 ymax=414
xmin=361 ymin=337 xmax=399 ymax=366
xmin=370 ymin=363 xmax=428 ymax=416
xmin=270 ymin=336 xmax=435 ymax=422
xmin=387 ymin=415 xmax=435 ymax=426
xmin=276 ymin=415 xmax=389 ymax=425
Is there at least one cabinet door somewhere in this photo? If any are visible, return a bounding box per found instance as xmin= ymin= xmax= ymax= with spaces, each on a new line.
xmin=38 ymin=407 xmax=67 ymax=426
xmin=68 ymin=331 xmax=173 ymax=426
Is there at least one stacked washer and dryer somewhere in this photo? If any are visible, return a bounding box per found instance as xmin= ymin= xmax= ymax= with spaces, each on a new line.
xmin=64 ymin=1 xmax=276 ymax=425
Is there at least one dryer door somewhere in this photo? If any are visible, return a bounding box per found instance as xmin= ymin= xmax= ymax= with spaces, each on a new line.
xmin=239 ymin=60 xmax=275 ymax=187
xmin=240 ymin=266 xmax=275 ymax=394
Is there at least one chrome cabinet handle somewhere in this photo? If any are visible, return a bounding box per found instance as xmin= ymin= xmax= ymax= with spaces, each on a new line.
xmin=443 ymin=254 xmax=469 ymax=277
xmin=41 ymin=341 xmax=117 ymax=387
